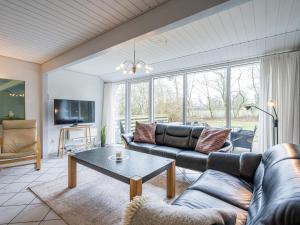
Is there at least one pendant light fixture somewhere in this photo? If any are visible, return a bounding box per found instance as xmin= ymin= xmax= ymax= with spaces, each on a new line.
xmin=116 ymin=40 xmax=153 ymax=75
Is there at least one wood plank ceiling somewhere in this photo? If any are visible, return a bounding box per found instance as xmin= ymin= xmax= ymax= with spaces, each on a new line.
xmin=66 ymin=0 xmax=300 ymax=82
xmin=0 ymin=0 xmax=168 ymax=63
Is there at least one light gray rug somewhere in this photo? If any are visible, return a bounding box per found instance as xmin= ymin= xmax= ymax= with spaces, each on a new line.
xmin=29 ymin=169 xmax=189 ymax=225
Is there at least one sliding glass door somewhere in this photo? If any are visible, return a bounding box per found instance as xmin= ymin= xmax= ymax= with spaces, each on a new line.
xmin=130 ymin=81 xmax=150 ymax=131
xmin=230 ymin=63 xmax=260 ymax=130
xmin=154 ymin=75 xmax=183 ymax=124
xmin=186 ymin=69 xmax=227 ymax=127
xmin=112 ymin=83 xmax=126 ymax=144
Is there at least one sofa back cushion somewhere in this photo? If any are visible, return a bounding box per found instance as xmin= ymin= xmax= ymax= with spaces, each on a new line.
xmin=189 ymin=127 xmax=205 ymax=149
xmin=155 ymin=124 xmax=167 ymax=145
xmin=2 ymin=120 xmax=37 ymax=154
xmin=246 ymin=144 xmax=300 ymax=225
xmin=163 ymin=125 xmax=192 ymax=149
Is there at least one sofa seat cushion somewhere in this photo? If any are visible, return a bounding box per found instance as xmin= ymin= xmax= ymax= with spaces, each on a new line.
xmin=172 ymin=189 xmax=248 ymax=225
xmin=150 ymin=145 xmax=183 ymax=159
xmin=189 ymin=170 xmax=253 ymax=210
xmin=176 ymin=151 xmax=208 ymax=171
xmin=128 ymin=142 xmax=156 ymax=154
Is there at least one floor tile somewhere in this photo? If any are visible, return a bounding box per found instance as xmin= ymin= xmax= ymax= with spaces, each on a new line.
xmin=30 ymin=197 xmax=43 ymax=205
xmin=0 ymin=168 xmax=31 ymax=176
xmin=0 ymin=193 xmax=15 ymax=205
xmin=44 ymin=210 xmax=60 ymax=220
xmin=0 ymin=183 xmax=29 ymax=194
xmin=15 ymin=175 xmax=40 ymax=183
xmin=0 ymin=205 xmax=26 ymax=224
xmin=0 ymin=175 xmax=21 ymax=184
xmin=3 ymin=192 xmax=36 ymax=206
xmin=10 ymin=204 xmax=50 ymax=223
xmin=9 ymin=222 xmax=40 ymax=225
xmin=34 ymin=174 xmax=58 ymax=182
xmin=0 ymin=183 xmax=8 ymax=189
xmin=40 ymin=220 xmax=67 ymax=225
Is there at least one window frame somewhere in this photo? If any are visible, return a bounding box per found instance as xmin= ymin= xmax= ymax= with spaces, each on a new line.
xmin=111 ymin=59 xmax=260 ymax=134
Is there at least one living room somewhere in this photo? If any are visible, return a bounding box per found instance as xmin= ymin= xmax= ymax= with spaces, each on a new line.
xmin=0 ymin=0 xmax=299 ymax=225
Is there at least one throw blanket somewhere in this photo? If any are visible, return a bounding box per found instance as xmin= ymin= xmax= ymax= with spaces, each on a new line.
xmin=123 ymin=197 xmax=237 ymax=225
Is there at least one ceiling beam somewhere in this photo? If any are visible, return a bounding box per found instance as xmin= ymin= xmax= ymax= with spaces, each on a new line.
xmin=42 ymin=0 xmax=249 ymax=74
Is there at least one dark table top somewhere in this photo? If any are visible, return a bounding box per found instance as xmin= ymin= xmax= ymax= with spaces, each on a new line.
xmin=71 ymin=146 xmax=174 ymax=184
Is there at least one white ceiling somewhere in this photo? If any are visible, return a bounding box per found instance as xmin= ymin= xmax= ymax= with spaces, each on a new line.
xmin=66 ymin=0 xmax=300 ymax=82
xmin=0 ymin=0 xmax=168 ymax=63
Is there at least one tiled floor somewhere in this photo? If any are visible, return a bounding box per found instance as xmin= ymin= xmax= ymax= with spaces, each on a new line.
xmin=0 ymin=157 xmax=68 ymax=225
xmin=0 ymin=155 xmax=201 ymax=225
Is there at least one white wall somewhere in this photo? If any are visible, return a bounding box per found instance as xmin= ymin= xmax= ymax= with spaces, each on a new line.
xmin=46 ymin=70 xmax=104 ymax=155
xmin=0 ymin=55 xmax=41 ymax=137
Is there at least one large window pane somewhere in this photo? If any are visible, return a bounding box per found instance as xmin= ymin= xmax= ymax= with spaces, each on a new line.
xmin=231 ymin=63 xmax=260 ymax=131
xmin=187 ymin=69 xmax=227 ymax=127
xmin=154 ymin=76 xmax=183 ymax=124
xmin=130 ymin=81 xmax=149 ymax=131
xmin=112 ymin=83 xmax=126 ymax=144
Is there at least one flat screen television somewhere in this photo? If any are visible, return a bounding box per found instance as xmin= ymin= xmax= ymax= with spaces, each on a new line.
xmin=54 ymin=99 xmax=95 ymax=125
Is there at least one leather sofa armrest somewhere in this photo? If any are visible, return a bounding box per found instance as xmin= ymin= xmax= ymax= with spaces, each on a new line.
xmin=207 ymin=152 xmax=261 ymax=182
xmin=122 ymin=133 xmax=134 ymax=146
xmin=239 ymin=153 xmax=261 ymax=182
xmin=207 ymin=152 xmax=241 ymax=177
xmin=217 ymin=140 xmax=233 ymax=152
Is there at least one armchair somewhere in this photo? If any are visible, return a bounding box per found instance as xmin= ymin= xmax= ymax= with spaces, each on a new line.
xmin=0 ymin=120 xmax=41 ymax=170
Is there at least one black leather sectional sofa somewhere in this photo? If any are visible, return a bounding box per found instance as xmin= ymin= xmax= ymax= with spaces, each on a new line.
xmin=172 ymin=144 xmax=300 ymax=225
xmin=122 ymin=124 xmax=232 ymax=171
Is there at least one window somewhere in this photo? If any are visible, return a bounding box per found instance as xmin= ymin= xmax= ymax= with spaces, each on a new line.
xmin=113 ymin=83 xmax=126 ymax=144
xmin=187 ymin=69 xmax=227 ymax=127
xmin=230 ymin=63 xmax=260 ymax=131
xmin=154 ymin=76 xmax=183 ymax=124
xmin=111 ymin=61 xmax=260 ymax=152
xmin=130 ymin=81 xmax=149 ymax=131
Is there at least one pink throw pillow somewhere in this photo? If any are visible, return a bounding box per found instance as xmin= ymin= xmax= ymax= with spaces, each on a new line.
xmin=133 ymin=122 xmax=156 ymax=144
xmin=195 ymin=128 xmax=231 ymax=154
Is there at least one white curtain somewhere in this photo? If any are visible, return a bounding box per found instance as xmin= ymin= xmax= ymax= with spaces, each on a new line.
xmin=102 ymin=83 xmax=116 ymax=145
xmin=259 ymin=51 xmax=300 ymax=151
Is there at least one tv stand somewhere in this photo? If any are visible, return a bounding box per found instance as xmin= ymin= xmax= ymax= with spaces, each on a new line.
xmin=57 ymin=125 xmax=92 ymax=157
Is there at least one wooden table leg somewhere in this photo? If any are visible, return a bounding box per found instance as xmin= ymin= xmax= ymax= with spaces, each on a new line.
xmin=61 ymin=129 xmax=65 ymax=158
xmin=130 ymin=176 xmax=142 ymax=201
xmin=68 ymin=155 xmax=77 ymax=188
xmin=167 ymin=161 xmax=176 ymax=198
xmin=57 ymin=129 xmax=62 ymax=157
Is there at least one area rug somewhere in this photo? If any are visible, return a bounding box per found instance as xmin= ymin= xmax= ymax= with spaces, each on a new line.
xmin=29 ymin=169 xmax=189 ymax=225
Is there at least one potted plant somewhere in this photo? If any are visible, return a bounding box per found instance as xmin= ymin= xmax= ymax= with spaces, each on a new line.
xmin=101 ymin=126 xmax=106 ymax=147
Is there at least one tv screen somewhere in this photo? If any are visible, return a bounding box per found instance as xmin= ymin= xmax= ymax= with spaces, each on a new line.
xmin=54 ymin=99 xmax=95 ymax=125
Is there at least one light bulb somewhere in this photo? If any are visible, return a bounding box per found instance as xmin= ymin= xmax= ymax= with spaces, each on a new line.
xmin=146 ymin=70 xmax=150 ymax=74
xmin=123 ymin=71 xmax=127 ymax=74
xmin=148 ymin=66 xmax=153 ymax=71
xmin=116 ymin=66 xmax=120 ymax=70
xmin=129 ymin=70 xmax=133 ymax=74
xmin=120 ymin=64 xmax=125 ymax=68
xmin=268 ymin=100 xmax=275 ymax=107
xmin=137 ymin=63 xmax=142 ymax=68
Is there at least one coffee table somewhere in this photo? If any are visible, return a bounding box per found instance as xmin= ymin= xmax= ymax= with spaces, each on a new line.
xmin=68 ymin=146 xmax=176 ymax=200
